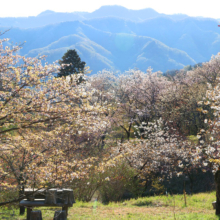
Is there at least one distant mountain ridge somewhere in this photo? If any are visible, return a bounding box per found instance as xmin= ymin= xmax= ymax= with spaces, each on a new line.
xmin=0 ymin=5 xmax=219 ymax=74
xmin=0 ymin=5 xmax=189 ymax=28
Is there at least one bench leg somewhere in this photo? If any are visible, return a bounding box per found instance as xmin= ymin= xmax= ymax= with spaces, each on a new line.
xmin=62 ymin=206 xmax=68 ymax=216
xmin=20 ymin=206 xmax=25 ymax=215
xmin=27 ymin=207 xmax=32 ymax=220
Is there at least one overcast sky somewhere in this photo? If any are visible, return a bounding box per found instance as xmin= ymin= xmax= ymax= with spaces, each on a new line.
xmin=0 ymin=0 xmax=219 ymax=19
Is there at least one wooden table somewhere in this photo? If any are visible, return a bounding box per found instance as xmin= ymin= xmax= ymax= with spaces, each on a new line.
xmin=19 ymin=188 xmax=75 ymax=220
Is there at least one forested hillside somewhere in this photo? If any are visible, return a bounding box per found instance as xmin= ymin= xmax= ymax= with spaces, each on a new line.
xmin=1 ymin=5 xmax=220 ymax=73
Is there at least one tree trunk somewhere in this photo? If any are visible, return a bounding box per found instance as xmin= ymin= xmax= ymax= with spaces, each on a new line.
xmin=19 ymin=185 xmax=25 ymax=215
xmin=215 ymin=170 xmax=220 ymax=215
xmin=187 ymin=171 xmax=194 ymax=195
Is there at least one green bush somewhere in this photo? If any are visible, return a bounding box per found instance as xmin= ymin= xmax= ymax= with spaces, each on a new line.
xmin=98 ymin=160 xmax=140 ymax=203
xmin=0 ymin=188 xmax=19 ymax=208
xmin=70 ymin=167 xmax=102 ymax=202
xmin=69 ymin=160 xmax=141 ymax=203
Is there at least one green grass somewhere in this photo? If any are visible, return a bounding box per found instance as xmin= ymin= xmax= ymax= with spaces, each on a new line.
xmin=0 ymin=192 xmax=218 ymax=219
xmin=187 ymin=135 xmax=199 ymax=144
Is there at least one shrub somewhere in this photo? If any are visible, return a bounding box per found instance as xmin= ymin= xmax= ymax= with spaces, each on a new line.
xmin=98 ymin=160 xmax=140 ymax=203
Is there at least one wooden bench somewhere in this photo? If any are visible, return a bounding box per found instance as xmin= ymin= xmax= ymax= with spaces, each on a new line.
xmin=19 ymin=188 xmax=75 ymax=220
xmin=212 ymin=201 xmax=216 ymax=209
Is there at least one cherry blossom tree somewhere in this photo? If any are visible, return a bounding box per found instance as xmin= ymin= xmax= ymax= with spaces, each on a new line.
xmin=193 ymin=54 xmax=220 ymax=214
xmin=0 ymin=37 xmax=110 ymax=207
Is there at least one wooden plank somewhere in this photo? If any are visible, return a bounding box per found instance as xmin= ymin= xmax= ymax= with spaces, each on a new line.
xmin=45 ymin=189 xmax=57 ymax=205
xmin=24 ymin=189 xmax=47 ymax=200
xmin=24 ymin=188 xmax=75 ymax=204
xmin=19 ymin=199 xmax=72 ymax=207
xmin=63 ymin=189 xmax=75 ymax=205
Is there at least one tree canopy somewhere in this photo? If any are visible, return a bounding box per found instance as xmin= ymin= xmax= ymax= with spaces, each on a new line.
xmin=1 ymin=36 xmax=220 ymax=216
xmin=57 ymin=49 xmax=86 ymax=78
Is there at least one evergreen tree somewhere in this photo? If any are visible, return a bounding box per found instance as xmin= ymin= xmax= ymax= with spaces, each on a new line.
xmin=57 ymin=49 xmax=86 ymax=78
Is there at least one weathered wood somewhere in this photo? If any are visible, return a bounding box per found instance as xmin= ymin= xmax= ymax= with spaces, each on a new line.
xmin=53 ymin=210 xmax=67 ymax=220
xmin=212 ymin=201 xmax=216 ymax=209
xmin=24 ymin=188 xmax=75 ymax=204
xmin=20 ymin=199 xmax=70 ymax=207
xmin=56 ymin=189 xmax=64 ymax=203
xmin=30 ymin=210 xmax=42 ymax=220
xmin=20 ymin=206 xmax=25 ymax=215
xmin=19 ymin=185 xmax=25 ymax=215
xmin=45 ymin=189 xmax=57 ymax=205
xmin=215 ymin=170 xmax=220 ymax=215
xmin=20 ymin=188 xmax=75 ymax=219
xmin=62 ymin=206 xmax=68 ymax=216
xmin=25 ymin=189 xmax=47 ymax=200
xmin=27 ymin=208 xmax=33 ymax=220
xmin=63 ymin=189 xmax=75 ymax=205
xmin=56 ymin=189 xmax=74 ymax=205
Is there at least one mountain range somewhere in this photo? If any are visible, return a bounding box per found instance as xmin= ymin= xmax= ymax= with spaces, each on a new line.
xmin=0 ymin=5 xmax=220 ymax=74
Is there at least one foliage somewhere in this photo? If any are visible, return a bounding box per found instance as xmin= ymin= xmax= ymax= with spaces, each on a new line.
xmin=0 ymin=38 xmax=109 ymax=205
xmin=195 ymin=54 xmax=220 ymax=171
xmin=98 ymin=159 xmax=140 ymax=203
xmin=57 ymin=49 xmax=86 ymax=79
xmin=70 ymin=157 xmax=140 ymax=203
xmin=1 ymin=35 xmax=220 ymax=212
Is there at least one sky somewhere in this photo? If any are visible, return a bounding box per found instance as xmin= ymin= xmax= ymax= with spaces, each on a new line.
xmin=0 ymin=0 xmax=219 ymax=19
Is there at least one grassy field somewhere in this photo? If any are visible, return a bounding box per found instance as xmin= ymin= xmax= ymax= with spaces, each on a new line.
xmin=0 ymin=191 xmax=219 ymax=219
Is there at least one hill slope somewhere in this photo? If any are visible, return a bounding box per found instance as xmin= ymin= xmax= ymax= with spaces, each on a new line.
xmin=1 ymin=20 xmax=196 ymax=73
xmin=0 ymin=6 xmax=219 ymax=73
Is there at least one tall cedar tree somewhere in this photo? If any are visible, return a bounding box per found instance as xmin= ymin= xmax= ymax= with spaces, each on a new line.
xmin=58 ymin=49 xmax=86 ymax=78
